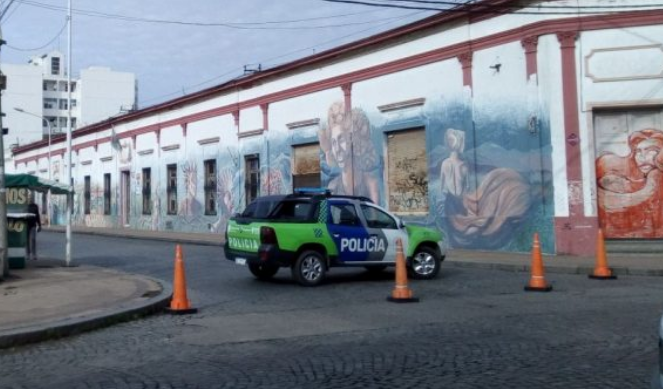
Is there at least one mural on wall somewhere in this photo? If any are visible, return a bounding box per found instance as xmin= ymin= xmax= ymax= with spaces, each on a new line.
xmin=210 ymin=167 xmax=239 ymax=233
xmin=53 ymin=91 xmax=553 ymax=255
xmin=596 ymin=128 xmax=663 ymax=238
xmin=119 ymin=141 xmax=132 ymax=165
xmin=437 ymin=127 xmax=533 ymax=248
xmin=151 ymin=181 xmax=162 ymax=230
xmin=319 ymin=101 xmax=381 ymax=203
xmin=180 ymin=160 xmax=202 ymax=217
xmin=262 ymin=167 xmax=285 ymax=194
xmin=424 ymin=97 xmax=553 ymax=252
xmin=74 ymin=182 xmax=115 ymax=228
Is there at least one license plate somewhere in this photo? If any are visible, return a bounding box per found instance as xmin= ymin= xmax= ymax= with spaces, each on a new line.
xmin=235 ymin=257 xmax=247 ymax=266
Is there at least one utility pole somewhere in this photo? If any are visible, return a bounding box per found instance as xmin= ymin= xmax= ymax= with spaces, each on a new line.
xmin=0 ymin=28 xmax=8 ymax=279
xmin=65 ymin=0 xmax=72 ymax=267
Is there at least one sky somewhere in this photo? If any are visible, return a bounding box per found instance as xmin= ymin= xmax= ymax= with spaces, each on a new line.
xmin=0 ymin=0 xmax=442 ymax=109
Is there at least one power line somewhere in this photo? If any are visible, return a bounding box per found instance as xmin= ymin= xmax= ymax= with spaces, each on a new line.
xmin=361 ymin=0 xmax=663 ymax=9
xmin=260 ymin=11 xmax=427 ymax=68
xmin=6 ymin=18 xmax=66 ymax=51
xmin=139 ymin=11 xmax=430 ymax=107
xmin=321 ymin=0 xmax=663 ymax=14
xmin=12 ymin=0 xmax=412 ymax=30
xmin=0 ymin=0 xmax=15 ymax=21
xmin=0 ymin=2 xmax=20 ymax=23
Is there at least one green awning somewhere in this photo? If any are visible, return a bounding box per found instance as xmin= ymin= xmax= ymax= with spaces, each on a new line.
xmin=5 ymin=174 xmax=72 ymax=195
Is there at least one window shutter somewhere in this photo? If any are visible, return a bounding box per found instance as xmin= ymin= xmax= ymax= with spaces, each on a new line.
xmin=292 ymin=143 xmax=321 ymax=188
xmin=387 ymin=128 xmax=429 ymax=213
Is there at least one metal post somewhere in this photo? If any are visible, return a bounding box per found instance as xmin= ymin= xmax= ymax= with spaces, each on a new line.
xmin=46 ymin=120 xmax=51 ymax=226
xmin=65 ymin=0 xmax=72 ymax=267
xmin=0 ymin=31 xmax=7 ymax=279
xmin=47 ymin=122 xmax=51 ymax=180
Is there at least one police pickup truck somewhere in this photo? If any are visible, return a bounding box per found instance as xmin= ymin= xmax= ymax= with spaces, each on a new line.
xmin=224 ymin=189 xmax=446 ymax=286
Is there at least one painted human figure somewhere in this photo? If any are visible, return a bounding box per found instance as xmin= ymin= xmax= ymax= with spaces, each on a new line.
xmin=597 ymin=128 xmax=663 ymax=238
xmin=211 ymin=168 xmax=236 ymax=233
xmin=322 ymin=101 xmax=380 ymax=203
xmin=439 ymin=128 xmax=532 ymax=248
xmin=180 ymin=161 xmax=201 ymax=217
xmin=440 ymin=128 xmax=469 ymax=198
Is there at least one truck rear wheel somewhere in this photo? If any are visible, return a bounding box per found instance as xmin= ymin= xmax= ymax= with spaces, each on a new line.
xmin=292 ymin=250 xmax=326 ymax=286
xmin=248 ymin=263 xmax=279 ymax=280
xmin=408 ymin=246 xmax=441 ymax=280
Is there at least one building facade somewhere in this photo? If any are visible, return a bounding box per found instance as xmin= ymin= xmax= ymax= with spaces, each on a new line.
xmin=10 ymin=0 xmax=663 ymax=256
xmin=2 ymin=51 xmax=136 ymax=161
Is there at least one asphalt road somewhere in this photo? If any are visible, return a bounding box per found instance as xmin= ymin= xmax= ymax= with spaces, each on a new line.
xmin=0 ymin=231 xmax=660 ymax=388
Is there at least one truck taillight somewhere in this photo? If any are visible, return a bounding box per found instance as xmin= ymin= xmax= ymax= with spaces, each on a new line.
xmin=260 ymin=226 xmax=278 ymax=245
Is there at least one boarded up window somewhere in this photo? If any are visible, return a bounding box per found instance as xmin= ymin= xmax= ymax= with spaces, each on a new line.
xmin=292 ymin=143 xmax=321 ymax=190
xmin=387 ymin=128 xmax=429 ymax=214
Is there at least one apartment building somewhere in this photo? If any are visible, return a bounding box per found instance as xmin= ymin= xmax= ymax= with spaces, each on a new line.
xmin=2 ymin=50 xmax=136 ymax=168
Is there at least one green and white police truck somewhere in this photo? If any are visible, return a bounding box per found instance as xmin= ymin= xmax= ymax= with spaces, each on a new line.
xmin=224 ymin=190 xmax=446 ymax=286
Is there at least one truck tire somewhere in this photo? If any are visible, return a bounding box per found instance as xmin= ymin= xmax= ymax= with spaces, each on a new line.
xmin=248 ymin=263 xmax=279 ymax=280
xmin=292 ymin=250 xmax=326 ymax=286
xmin=408 ymin=246 xmax=441 ymax=280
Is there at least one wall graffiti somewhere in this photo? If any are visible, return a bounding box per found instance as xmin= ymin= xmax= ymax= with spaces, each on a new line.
xmin=596 ymin=128 xmax=663 ymax=238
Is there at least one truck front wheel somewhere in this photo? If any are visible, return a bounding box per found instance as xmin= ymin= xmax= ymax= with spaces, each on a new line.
xmin=408 ymin=246 xmax=441 ymax=280
xmin=292 ymin=250 xmax=326 ymax=286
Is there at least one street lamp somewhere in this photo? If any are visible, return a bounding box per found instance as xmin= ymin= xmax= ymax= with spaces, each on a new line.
xmin=14 ymin=108 xmax=52 ymax=181
xmin=14 ymin=107 xmax=53 ymax=227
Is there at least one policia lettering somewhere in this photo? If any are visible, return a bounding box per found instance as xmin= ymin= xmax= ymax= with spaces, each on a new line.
xmin=228 ymin=237 xmax=259 ymax=251
xmin=340 ymin=237 xmax=386 ymax=253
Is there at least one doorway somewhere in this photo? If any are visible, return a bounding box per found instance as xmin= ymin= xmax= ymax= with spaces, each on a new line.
xmin=594 ymin=108 xmax=663 ymax=239
xmin=121 ymin=170 xmax=131 ymax=227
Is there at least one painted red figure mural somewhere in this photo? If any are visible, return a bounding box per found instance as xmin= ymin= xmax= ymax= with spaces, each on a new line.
xmin=596 ymin=128 xmax=663 ymax=238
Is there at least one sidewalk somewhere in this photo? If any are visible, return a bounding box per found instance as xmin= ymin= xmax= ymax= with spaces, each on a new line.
xmin=0 ymin=257 xmax=171 ymax=349
xmin=0 ymin=225 xmax=660 ymax=350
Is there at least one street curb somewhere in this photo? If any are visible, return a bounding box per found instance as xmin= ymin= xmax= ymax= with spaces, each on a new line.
xmin=446 ymin=260 xmax=663 ymax=277
xmin=0 ymin=276 xmax=173 ymax=350
xmin=43 ymin=227 xmax=222 ymax=247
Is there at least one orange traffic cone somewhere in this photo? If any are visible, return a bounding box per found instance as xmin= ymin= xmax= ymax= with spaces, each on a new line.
xmin=524 ymin=233 xmax=552 ymax=292
xmin=589 ymin=228 xmax=617 ymax=280
xmin=387 ymin=238 xmax=419 ymax=303
xmin=165 ymin=245 xmax=198 ymax=314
